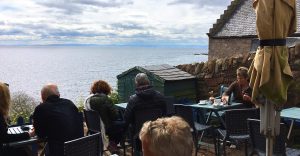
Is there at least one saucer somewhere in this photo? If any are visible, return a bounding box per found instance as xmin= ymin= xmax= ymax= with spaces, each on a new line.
xmin=198 ymin=100 xmax=207 ymax=105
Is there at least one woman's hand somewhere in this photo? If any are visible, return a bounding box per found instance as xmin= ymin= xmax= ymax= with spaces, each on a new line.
xmin=243 ymin=94 xmax=251 ymax=101
xmin=221 ymin=96 xmax=229 ymax=104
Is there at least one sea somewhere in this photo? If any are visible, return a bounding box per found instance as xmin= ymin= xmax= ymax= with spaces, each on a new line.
xmin=0 ymin=46 xmax=208 ymax=104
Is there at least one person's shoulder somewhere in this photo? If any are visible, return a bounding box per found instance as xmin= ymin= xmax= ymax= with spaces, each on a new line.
xmin=59 ymin=98 xmax=76 ymax=105
xmin=129 ymin=94 xmax=138 ymax=101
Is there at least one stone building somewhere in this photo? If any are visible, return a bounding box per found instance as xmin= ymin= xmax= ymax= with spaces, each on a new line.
xmin=207 ymin=0 xmax=300 ymax=60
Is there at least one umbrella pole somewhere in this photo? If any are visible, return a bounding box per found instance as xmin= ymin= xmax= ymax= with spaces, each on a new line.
xmin=266 ymin=136 xmax=273 ymax=156
xmin=265 ymin=99 xmax=274 ymax=156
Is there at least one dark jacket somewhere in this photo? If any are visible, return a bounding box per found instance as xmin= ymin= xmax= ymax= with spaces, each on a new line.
xmin=89 ymin=93 xmax=118 ymax=128
xmin=33 ymin=95 xmax=83 ymax=156
xmin=0 ymin=114 xmax=30 ymax=155
xmin=224 ymin=80 xmax=254 ymax=107
xmin=124 ymin=85 xmax=167 ymax=129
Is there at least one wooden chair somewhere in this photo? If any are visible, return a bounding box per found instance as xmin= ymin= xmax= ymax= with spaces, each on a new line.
xmin=64 ymin=132 xmax=101 ymax=156
xmin=174 ymin=104 xmax=217 ymax=156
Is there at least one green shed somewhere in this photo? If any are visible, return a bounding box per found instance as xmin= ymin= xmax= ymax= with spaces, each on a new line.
xmin=117 ymin=64 xmax=197 ymax=103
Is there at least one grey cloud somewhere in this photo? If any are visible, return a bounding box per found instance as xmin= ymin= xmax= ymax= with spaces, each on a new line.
xmin=35 ymin=0 xmax=133 ymax=14
xmin=0 ymin=28 xmax=27 ymax=35
xmin=168 ymin=0 xmax=230 ymax=7
xmin=109 ymin=22 xmax=146 ymax=31
xmin=47 ymin=29 xmax=107 ymax=37
xmin=35 ymin=1 xmax=84 ymax=14
xmin=76 ymin=0 xmax=133 ymax=8
xmin=0 ymin=5 xmax=20 ymax=12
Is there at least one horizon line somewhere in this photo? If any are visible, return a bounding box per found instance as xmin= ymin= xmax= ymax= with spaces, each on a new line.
xmin=0 ymin=44 xmax=209 ymax=48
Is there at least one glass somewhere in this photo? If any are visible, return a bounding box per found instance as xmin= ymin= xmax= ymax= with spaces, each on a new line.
xmin=214 ymin=99 xmax=221 ymax=104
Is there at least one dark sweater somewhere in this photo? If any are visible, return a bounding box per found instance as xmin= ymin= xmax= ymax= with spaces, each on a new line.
xmin=224 ymin=80 xmax=254 ymax=107
xmin=124 ymin=85 xmax=167 ymax=129
xmin=33 ymin=95 xmax=83 ymax=156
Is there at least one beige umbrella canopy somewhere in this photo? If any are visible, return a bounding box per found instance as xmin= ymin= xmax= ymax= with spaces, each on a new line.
xmin=249 ymin=0 xmax=296 ymax=155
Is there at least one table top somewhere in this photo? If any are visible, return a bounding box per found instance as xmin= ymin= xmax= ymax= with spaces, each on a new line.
xmin=8 ymin=125 xmax=33 ymax=134
xmin=188 ymin=102 xmax=243 ymax=111
xmin=7 ymin=136 xmax=38 ymax=147
xmin=281 ymin=107 xmax=300 ymax=120
xmin=5 ymin=125 xmax=38 ymax=147
xmin=115 ymin=103 xmax=127 ymax=109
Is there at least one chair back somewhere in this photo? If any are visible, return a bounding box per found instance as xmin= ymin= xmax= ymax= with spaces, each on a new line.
xmin=83 ymin=109 xmax=101 ymax=134
xmin=133 ymin=106 xmax=164 ymax=133
xmin=165 ymin=96 xmax=175 ymax=116
xmin=225 ymin=108 xmax=258 ymax=135
xmin=174 ymin=104 xmax=195 ymax=130
xmin=64 ymin=132 xmax=101 ymax=156
xmin=219 ymin=85 xmax=235 ymax=104
xmin=247 ymin=119 xmax=286 ymax=155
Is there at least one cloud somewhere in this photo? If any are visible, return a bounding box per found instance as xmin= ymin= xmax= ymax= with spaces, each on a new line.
xmin=0 ymin=29 xmax=26 ymax=35
xmin=109 ymin=22 xmax=146 ymax=31
xmin=76 ymin=0 xmax=133 ymax=8
xmin=36 ymin=0 xmax=133 ymax=14
xmin=168 ymin=0 xmax=230 ymax=7
xmin=0 ymin=0 xmax=232 ymax=46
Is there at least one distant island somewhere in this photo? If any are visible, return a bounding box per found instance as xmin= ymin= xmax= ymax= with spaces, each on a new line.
xmin=194 ymin=53 xmax=208 ymax=55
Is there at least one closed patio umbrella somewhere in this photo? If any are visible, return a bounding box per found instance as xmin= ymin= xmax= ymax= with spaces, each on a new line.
xmin=249 ymin=0 xmax=296 ymax=155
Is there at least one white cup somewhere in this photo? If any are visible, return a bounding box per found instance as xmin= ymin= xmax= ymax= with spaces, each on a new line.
xmin=214 ymin=99 xmax=221 ymax=104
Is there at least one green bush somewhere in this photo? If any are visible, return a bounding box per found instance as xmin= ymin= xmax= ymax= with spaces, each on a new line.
xmin=109 ymin=90 xmax=120 ymax=104
xmin=9 ymin=92 xmax=37 ymax=125
xmin=76 ymin=96 xmax=85 ymax=112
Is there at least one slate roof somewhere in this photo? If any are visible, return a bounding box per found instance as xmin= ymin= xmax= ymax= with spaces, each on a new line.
xmin=117 ymin=64 xmax=195 ymax=81
xmin=208 ymin=0 xmax=300 ymax=38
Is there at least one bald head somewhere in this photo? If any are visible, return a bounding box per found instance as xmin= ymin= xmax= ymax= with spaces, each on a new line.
xmin=41 ymin=83 xmax=60 ymax=102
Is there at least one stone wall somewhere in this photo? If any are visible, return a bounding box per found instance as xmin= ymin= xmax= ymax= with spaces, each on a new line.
xmin=209 ymin=38 xmax=253 ymax=60
xmin=177 ymin=44 xmax=300 ymax=107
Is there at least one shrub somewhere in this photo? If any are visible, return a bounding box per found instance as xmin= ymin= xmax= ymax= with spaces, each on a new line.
xmin=9 ymin=91 xmax=37 ymax=125
xmin=76 ymin=96 xmax=85 ymax=112
xmin=109 ymin=90 xmax=119 ymax=104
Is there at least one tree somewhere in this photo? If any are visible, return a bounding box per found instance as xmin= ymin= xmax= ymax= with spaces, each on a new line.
xmin=9 ymin=91 xmax=37 ymax=125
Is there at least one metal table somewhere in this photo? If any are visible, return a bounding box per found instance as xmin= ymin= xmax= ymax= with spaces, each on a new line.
xmin=4 ymin=125 xmax=39 ymax=156
xmin=115 ymin=103 xmax=127 ymax=110
xmin=281 ymin=107 xmax=300 ymax=140
xmin=189 ymin=102 xmax=243 ymax=128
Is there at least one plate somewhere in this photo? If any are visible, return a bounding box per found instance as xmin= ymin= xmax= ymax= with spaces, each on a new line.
xmin=198 ymin=100 xmax=207 ymax=105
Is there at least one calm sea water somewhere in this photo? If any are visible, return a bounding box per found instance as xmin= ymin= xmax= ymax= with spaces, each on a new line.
xmin=0 ymin=46 xmax=207 ymax=103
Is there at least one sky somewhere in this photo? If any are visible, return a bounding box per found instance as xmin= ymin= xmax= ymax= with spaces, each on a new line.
xmin=0 ymin=0 xmax=232 ymax=47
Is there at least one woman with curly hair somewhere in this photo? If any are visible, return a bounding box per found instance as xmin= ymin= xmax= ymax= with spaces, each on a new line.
xmin=84 ymin=80 xmax=124 ymax=154
xmin=0 ymin=82 xmax=34 ymax=156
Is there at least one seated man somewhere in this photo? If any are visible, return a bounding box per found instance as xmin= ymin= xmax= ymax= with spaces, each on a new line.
xmin=222 ymin=66 xmax=255 ymax=108
xmin=124 ymin=73 xmax=167 ymax=127
xmin=139 ymin=116 xmax=194 ymax=156
xmin=124 ymin=73 xmax=167 ymax=152
xmin=33 ymin=83 xmax=83 ymax=156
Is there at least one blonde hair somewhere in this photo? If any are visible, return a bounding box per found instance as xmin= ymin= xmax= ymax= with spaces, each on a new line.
xmin=139 ymin=116 xmax=193 ymax=156
xmin=0 ymin=82 xmax=11 ymax=118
